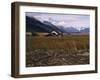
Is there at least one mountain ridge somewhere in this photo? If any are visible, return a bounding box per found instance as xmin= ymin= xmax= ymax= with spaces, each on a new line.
xmin=26 ymin=16 xmax=89 ymax=33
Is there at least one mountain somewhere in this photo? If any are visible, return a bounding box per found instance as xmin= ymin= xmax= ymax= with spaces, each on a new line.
xmin=26 ymin=16 xmax=62 ymax=33
xmin=26 ymin=16 xmax=52 ymax=32
xmin=80 ymin=28 xmax=89 ymax=32
xmin=57 ymin=26 xmax=68 ymax=33
xmin=59 ymin=26 xmax=90 ymax=33
xmin=63 ymin=27 xmax=79 ymax=32
xmin=43 ymin=21 xmax=63 ymax=33
xmin=26 ymin=16 xmax=89 ymax=33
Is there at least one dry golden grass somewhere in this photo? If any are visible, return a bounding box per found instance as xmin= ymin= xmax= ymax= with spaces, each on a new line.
xmin=26 ymin=35 xmax=89 ymax=52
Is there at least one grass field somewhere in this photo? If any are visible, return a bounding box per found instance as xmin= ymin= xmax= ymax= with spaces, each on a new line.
xmin=26 ymin=34 xmax=89 ymax=67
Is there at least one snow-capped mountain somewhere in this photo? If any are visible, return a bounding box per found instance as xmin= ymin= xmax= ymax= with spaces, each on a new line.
xmin=80 ymin=28 xmax=89 ymax=32
xmin=26 ymin=16 xmax=89 ymax=33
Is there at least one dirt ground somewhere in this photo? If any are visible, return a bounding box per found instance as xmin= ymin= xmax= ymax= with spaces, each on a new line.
xmin=26 ymin=49 xmax=89 ymax=67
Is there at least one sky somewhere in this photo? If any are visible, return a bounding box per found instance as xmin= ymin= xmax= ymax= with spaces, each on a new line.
xmin=26 ymin=12 xmax=90 ymax=30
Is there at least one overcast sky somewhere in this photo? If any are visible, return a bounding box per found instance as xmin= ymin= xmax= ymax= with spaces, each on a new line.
xmin=26 ymin=12 xmax=90 ymax=30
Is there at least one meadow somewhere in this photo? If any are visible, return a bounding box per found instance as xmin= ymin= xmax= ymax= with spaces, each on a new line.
xmin=26 ymin=34 xmax=89 ymax=67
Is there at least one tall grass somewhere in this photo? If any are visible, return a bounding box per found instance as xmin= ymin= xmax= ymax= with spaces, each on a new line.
xmin=26 ymin=35 xmax=89 ymax=52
